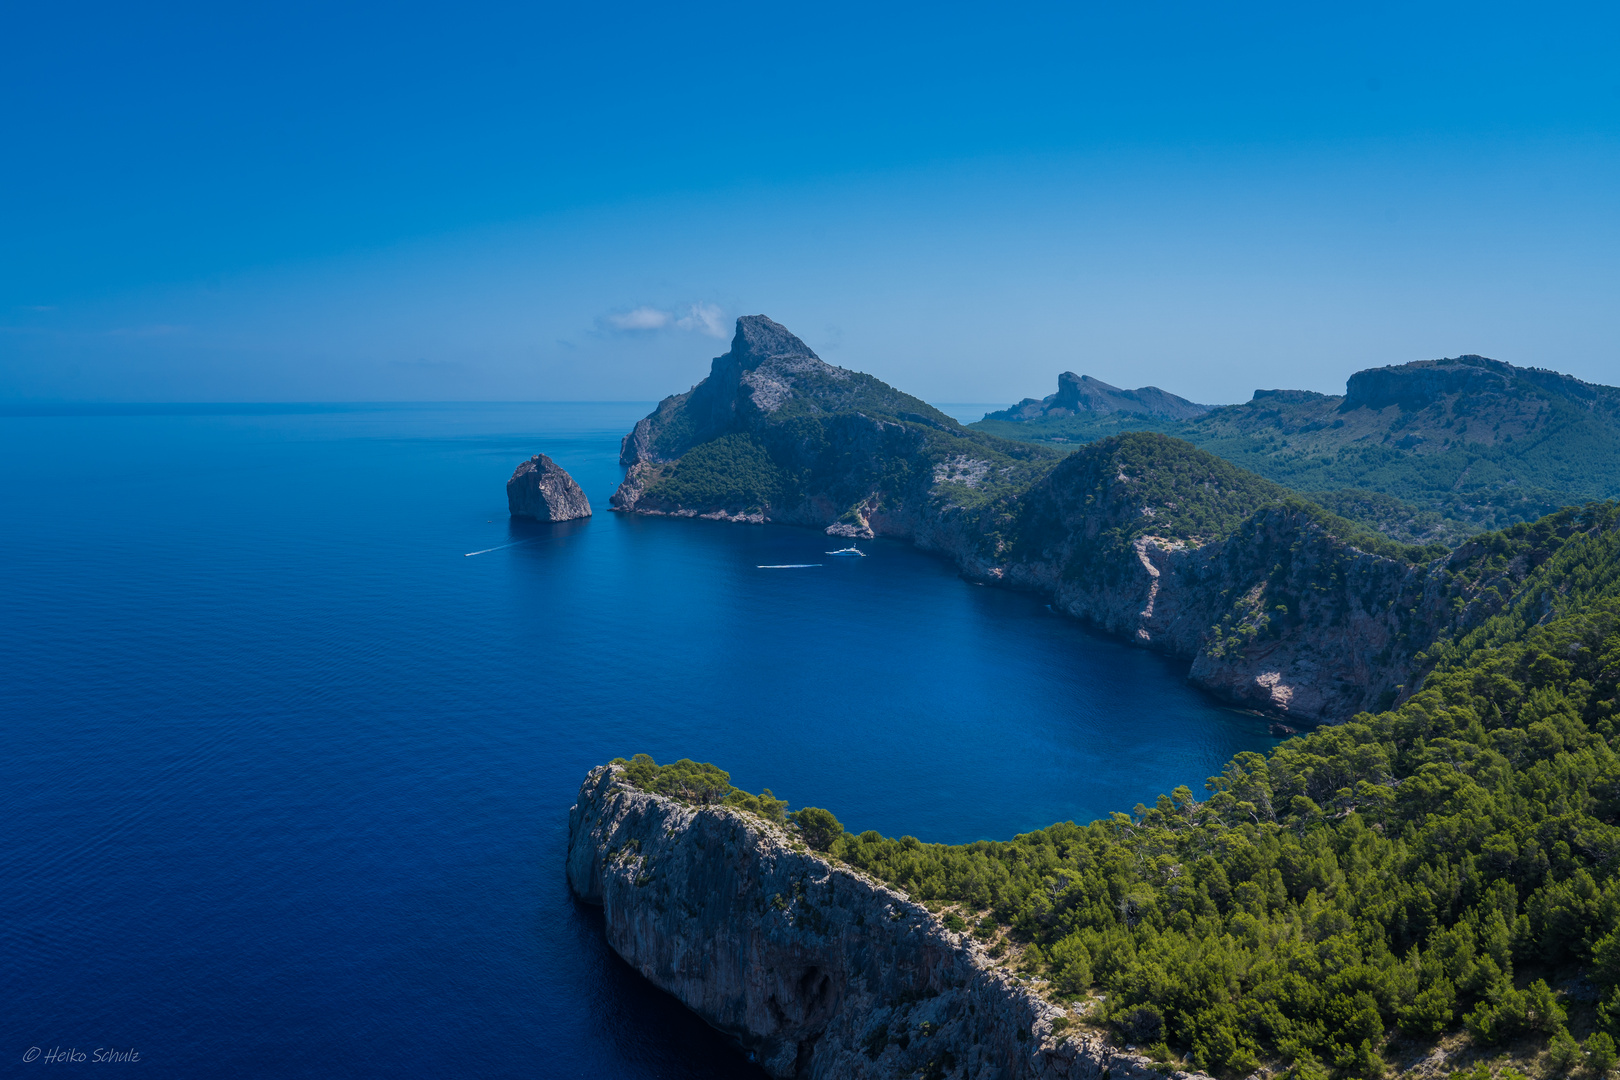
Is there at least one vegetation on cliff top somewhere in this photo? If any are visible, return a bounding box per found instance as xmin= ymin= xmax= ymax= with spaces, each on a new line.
xmin=615 ymin=505 xmax=1620 ymax=1080
xmin=640 ymin=433 xmax=786 ymax=512
xmin=1005 ymin=432 xmax=1447 ymax=567
xmin=637 ymin=410 xmax=1058 ymax=518
xmin=611 ymin=753 xmax=788 ymax=823
xmin=860 ymin=509 xmax=1620 ymax=1078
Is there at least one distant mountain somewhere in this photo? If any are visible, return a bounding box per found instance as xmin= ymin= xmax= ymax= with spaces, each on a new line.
xmin=974 ymin=354 xmax=1620 ymax=543
xmin=983 ymin=371 xmax=1211 ymax=422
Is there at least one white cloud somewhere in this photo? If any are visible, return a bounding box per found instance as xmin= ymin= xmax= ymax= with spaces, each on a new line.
xmin=599 ymin=302 xmax=730 ymax=338
xmin=675 ymin=302 xmax=728 ymax=338
xmin=605 ymin=306 xmax=673 ymax=331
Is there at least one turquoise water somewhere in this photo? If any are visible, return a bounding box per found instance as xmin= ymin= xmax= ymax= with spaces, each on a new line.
xmin=0 ymin=403 xmax=1275 ymax=1077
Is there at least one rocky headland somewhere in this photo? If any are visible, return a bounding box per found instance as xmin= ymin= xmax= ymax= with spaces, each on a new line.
xmin=507 ymin=453 xmax=592 ymax=521
xmin=568 ymin=762 xmax=1215 ymax=1080
xmin=607 ymin=315 xmax=1584 ymax=722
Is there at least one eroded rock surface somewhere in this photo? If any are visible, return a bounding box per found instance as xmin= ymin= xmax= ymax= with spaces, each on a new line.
xmin=507 ymin=453 xmax=591 ymax=521
xmin=568 ymin=763 xmax=1214 ymax=1080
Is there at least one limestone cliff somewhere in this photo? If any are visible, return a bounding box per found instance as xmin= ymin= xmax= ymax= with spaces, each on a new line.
xmin=507 ymin=453 xmax=591 ymax=521
xmin=568 ymin=763 xmax=1214 ymax=1080
xmin=976 ymin=437 xmax=1572 ymax=718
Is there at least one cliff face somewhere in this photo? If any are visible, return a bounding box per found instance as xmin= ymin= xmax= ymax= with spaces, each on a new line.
xmin=568 ymin=764 xmax=1214 ymax=1080
xmin=618 ymin=315 xmax=851 ymax=468
xmin=1005 ymin=505 xmax=1453 ymax=718
xmin=507 ymin=453 xmax=592 ymax=521
xmin=993 ymin=439 xmax=1574 ymax=717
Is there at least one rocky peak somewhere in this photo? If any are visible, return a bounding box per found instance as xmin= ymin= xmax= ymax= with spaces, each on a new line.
xmin=620 ymin=315 xmax=856 ymax=467
xmin=1342 ymin=357 xmax=1514 ymax=412
xmin=988 ymin=373 xmax=1210 ymax=422
xmin=725 ymin=314 xmax=823 ymax=371
xmin=1250 ymin=388 xmax=1331 ymax=405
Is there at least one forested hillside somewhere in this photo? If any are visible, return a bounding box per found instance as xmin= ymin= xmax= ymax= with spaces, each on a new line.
xmin=974 ymin=357 xmax=1620 ymax=547
xmin=622 ymin=503 xmax=1620 ymax=1079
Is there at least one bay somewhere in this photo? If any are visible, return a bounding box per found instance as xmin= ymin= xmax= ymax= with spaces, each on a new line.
xmin=0 ymin=403 xmax=1276 ymax=1077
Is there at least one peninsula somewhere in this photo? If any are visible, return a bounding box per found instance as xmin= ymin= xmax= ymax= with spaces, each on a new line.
xmin=573 ymin=510 xmax=1620 ymax=1076
xmin=607 ymin=316 xmax=1615 ymax=722
xmin=576 ymin=316 xmax=1620 ymax=1079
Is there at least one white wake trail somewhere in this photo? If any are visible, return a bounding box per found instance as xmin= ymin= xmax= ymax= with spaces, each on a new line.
xmin=464 ymin=539 xmax=534 ymax=557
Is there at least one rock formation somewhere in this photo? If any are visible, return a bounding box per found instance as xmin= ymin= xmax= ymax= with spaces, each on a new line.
xmin=506 ymin=453 xmax=592 ymax=521
xmin=610 ymin=315 xmax=1057 ymax=534
xmin=568 ymin=762 xmax=1215 ymax=1080
xmin=985 ymin=373 xmax=1211 ymax=423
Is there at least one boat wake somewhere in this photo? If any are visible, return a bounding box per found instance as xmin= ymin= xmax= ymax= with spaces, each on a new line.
xmin=464 ymin=539 xmax=535 ymax=557
xmin=757 ymin=563 xmax=822 ymax=569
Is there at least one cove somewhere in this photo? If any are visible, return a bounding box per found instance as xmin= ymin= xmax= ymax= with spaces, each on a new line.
xmin=0 ymin=403 xmax=1278 ymax=1078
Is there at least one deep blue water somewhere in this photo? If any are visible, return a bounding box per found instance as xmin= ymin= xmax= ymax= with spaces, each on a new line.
xmin=0 ymin=403 xmax=1276 ymax=1077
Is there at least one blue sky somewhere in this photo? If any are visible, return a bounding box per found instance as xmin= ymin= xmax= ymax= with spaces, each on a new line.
xmin=4 ymin=1 xmax=1619 ymax=404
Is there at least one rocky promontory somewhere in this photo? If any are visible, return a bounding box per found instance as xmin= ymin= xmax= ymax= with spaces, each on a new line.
xmin=507 ymin=453 xmax=591 ymax=521
xmin=568 ymin=762 xmax=1214 ymax=1080
xmin=605 ymin=315 xmax=1592 ymax=721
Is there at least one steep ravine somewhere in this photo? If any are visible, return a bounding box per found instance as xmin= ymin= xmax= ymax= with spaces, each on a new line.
xmin=568 ymin=763 xmax=1217 ymax=1080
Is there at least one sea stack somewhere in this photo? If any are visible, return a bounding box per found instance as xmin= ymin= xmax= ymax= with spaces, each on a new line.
xmin=506 ymin=454 xmax=592 ymax=521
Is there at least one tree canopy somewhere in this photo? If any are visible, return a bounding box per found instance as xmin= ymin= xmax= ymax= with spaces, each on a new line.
xmin=615 ymin=507 xmax=1620 ymax=1078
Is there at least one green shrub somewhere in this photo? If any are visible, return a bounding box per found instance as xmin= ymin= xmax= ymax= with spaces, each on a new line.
xmin=1398 ymin=980 xmax=1455 ymax=1037
xmin=1589 ymin=1032 xmax=1619 ymax=1076
xmin=612 ymin=753 xmax=783 ymax=819
xmin=791 ymin=806 xmax=844 ymax=852
xmin=625 ymin=504 xmax=1620 ymax=1069
xmin=1550 ymin=1031 xmax=1583 ymax=1074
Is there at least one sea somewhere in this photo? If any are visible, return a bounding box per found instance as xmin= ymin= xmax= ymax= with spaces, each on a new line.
xmin=0 ymin=402 xmax=1278 ymax=1077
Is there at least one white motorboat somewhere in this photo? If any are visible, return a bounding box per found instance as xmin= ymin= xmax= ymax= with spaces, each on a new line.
xmin=825 ymin=545 xmax=866 ymax=556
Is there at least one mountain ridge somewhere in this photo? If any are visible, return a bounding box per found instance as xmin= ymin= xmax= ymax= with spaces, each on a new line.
xmin=974 ymin=354 xmax=1620 ymax=542
xmin=985 ymin=372 xmax=1211 ymax=423
xmin=604 ymin=315 xmax=1597 ymax=721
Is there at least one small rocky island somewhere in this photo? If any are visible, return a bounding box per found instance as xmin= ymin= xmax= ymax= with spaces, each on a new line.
xmin=506 ymin=453 xmax=591 ymax=521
